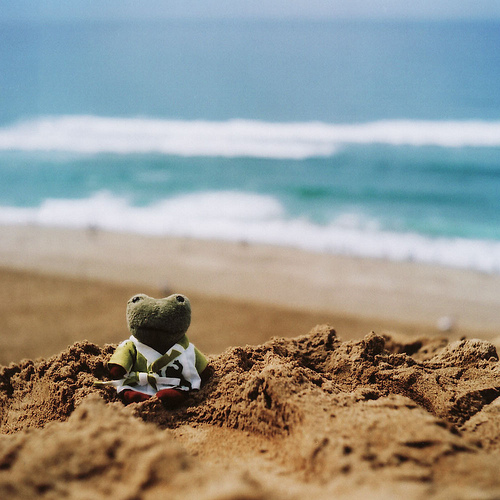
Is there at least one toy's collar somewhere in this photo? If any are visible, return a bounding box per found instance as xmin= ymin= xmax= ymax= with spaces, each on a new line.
xmin=130 ymin=334 xmax=189 ymax=363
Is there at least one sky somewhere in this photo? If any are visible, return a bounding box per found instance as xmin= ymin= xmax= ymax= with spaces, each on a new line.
xmin=1 ymin=0 xmax=500 ymax=22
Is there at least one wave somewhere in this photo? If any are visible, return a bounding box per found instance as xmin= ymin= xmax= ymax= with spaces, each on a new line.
xmin=1 ymin=191 xmax=500 ymax=273
xmin=1 ymin=116 xmax=500 ymax=159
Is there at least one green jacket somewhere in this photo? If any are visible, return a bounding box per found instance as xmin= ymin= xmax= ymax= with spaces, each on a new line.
xmin=108 ymin=334 xmax=208 ymax=395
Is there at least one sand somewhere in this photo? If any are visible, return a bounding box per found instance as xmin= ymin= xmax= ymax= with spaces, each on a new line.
xmin=1 ymin=224 xmax=500 ymax=499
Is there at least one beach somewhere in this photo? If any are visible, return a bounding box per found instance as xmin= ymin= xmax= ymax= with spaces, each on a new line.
xmin=1 ymin=225 xmax=500 ymax=499
xmin=2 ymin=11 xmax=500 ymax=499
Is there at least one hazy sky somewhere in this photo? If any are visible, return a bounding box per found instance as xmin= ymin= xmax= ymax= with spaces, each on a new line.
xmin=2 ymin=0 xmax=500 ymax=21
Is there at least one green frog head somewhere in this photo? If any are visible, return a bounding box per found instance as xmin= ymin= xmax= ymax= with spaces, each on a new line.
xmin=126 ymin=293 xmax=191 ymax=354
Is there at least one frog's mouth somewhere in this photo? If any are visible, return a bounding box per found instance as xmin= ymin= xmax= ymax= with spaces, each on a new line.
xmin=133 ymin=326 xmax=186 ymax=355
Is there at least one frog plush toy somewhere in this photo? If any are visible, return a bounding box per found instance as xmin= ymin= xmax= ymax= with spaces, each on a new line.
xmin=103 ymin=293 xmax=209 ymax=406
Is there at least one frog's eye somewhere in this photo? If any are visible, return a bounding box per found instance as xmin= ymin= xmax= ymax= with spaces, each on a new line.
xmin=176 ymin=295 xmax=185 ymax=303
xmin=131 ymin=296 xmax=143 ymax=303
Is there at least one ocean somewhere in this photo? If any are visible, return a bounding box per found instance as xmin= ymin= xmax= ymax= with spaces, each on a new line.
xmin=1 ymin=19 xmax=500 ymax=272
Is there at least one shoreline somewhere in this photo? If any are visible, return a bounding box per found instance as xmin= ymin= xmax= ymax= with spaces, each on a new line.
xmin=1 ymin=224 xmax=499 ymax=362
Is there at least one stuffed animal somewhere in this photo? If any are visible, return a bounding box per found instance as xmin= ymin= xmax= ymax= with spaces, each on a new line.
xmin=102 ymin=293 xmax=209 ymax=406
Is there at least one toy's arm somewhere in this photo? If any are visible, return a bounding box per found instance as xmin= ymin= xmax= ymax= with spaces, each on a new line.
xmin=108 ymin=340 xmax=136 ymax=379
xmin=194 ymin=346 xmax=211 ymax=384
xmin=194 ymin=346 xmax=208 ymax=373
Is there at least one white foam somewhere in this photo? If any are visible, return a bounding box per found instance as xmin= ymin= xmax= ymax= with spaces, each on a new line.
xmin=1 ymin=116 xmax=500 ymax=159
xmin=1 ymin=191 xmax=500 ymax=274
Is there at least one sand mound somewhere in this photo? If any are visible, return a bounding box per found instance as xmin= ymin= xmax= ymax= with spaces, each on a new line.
xmin=1 ymin=326 xmax=500 ymax=499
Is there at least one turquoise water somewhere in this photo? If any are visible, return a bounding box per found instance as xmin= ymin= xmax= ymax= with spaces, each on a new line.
xmin=1 ymin=19 xmax=500 ymax=271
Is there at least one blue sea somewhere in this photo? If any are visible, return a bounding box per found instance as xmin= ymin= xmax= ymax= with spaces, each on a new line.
xmin=1 ymin=19 xmax=500 ymax=272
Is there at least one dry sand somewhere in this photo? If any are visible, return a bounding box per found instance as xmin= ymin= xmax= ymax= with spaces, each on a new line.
xmin=1 ymin=224 xmax=500 ymax=499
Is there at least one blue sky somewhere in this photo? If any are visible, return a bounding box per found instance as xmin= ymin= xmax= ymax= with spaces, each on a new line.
xmin=2 ymin=0 xmax=500 ymax=21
